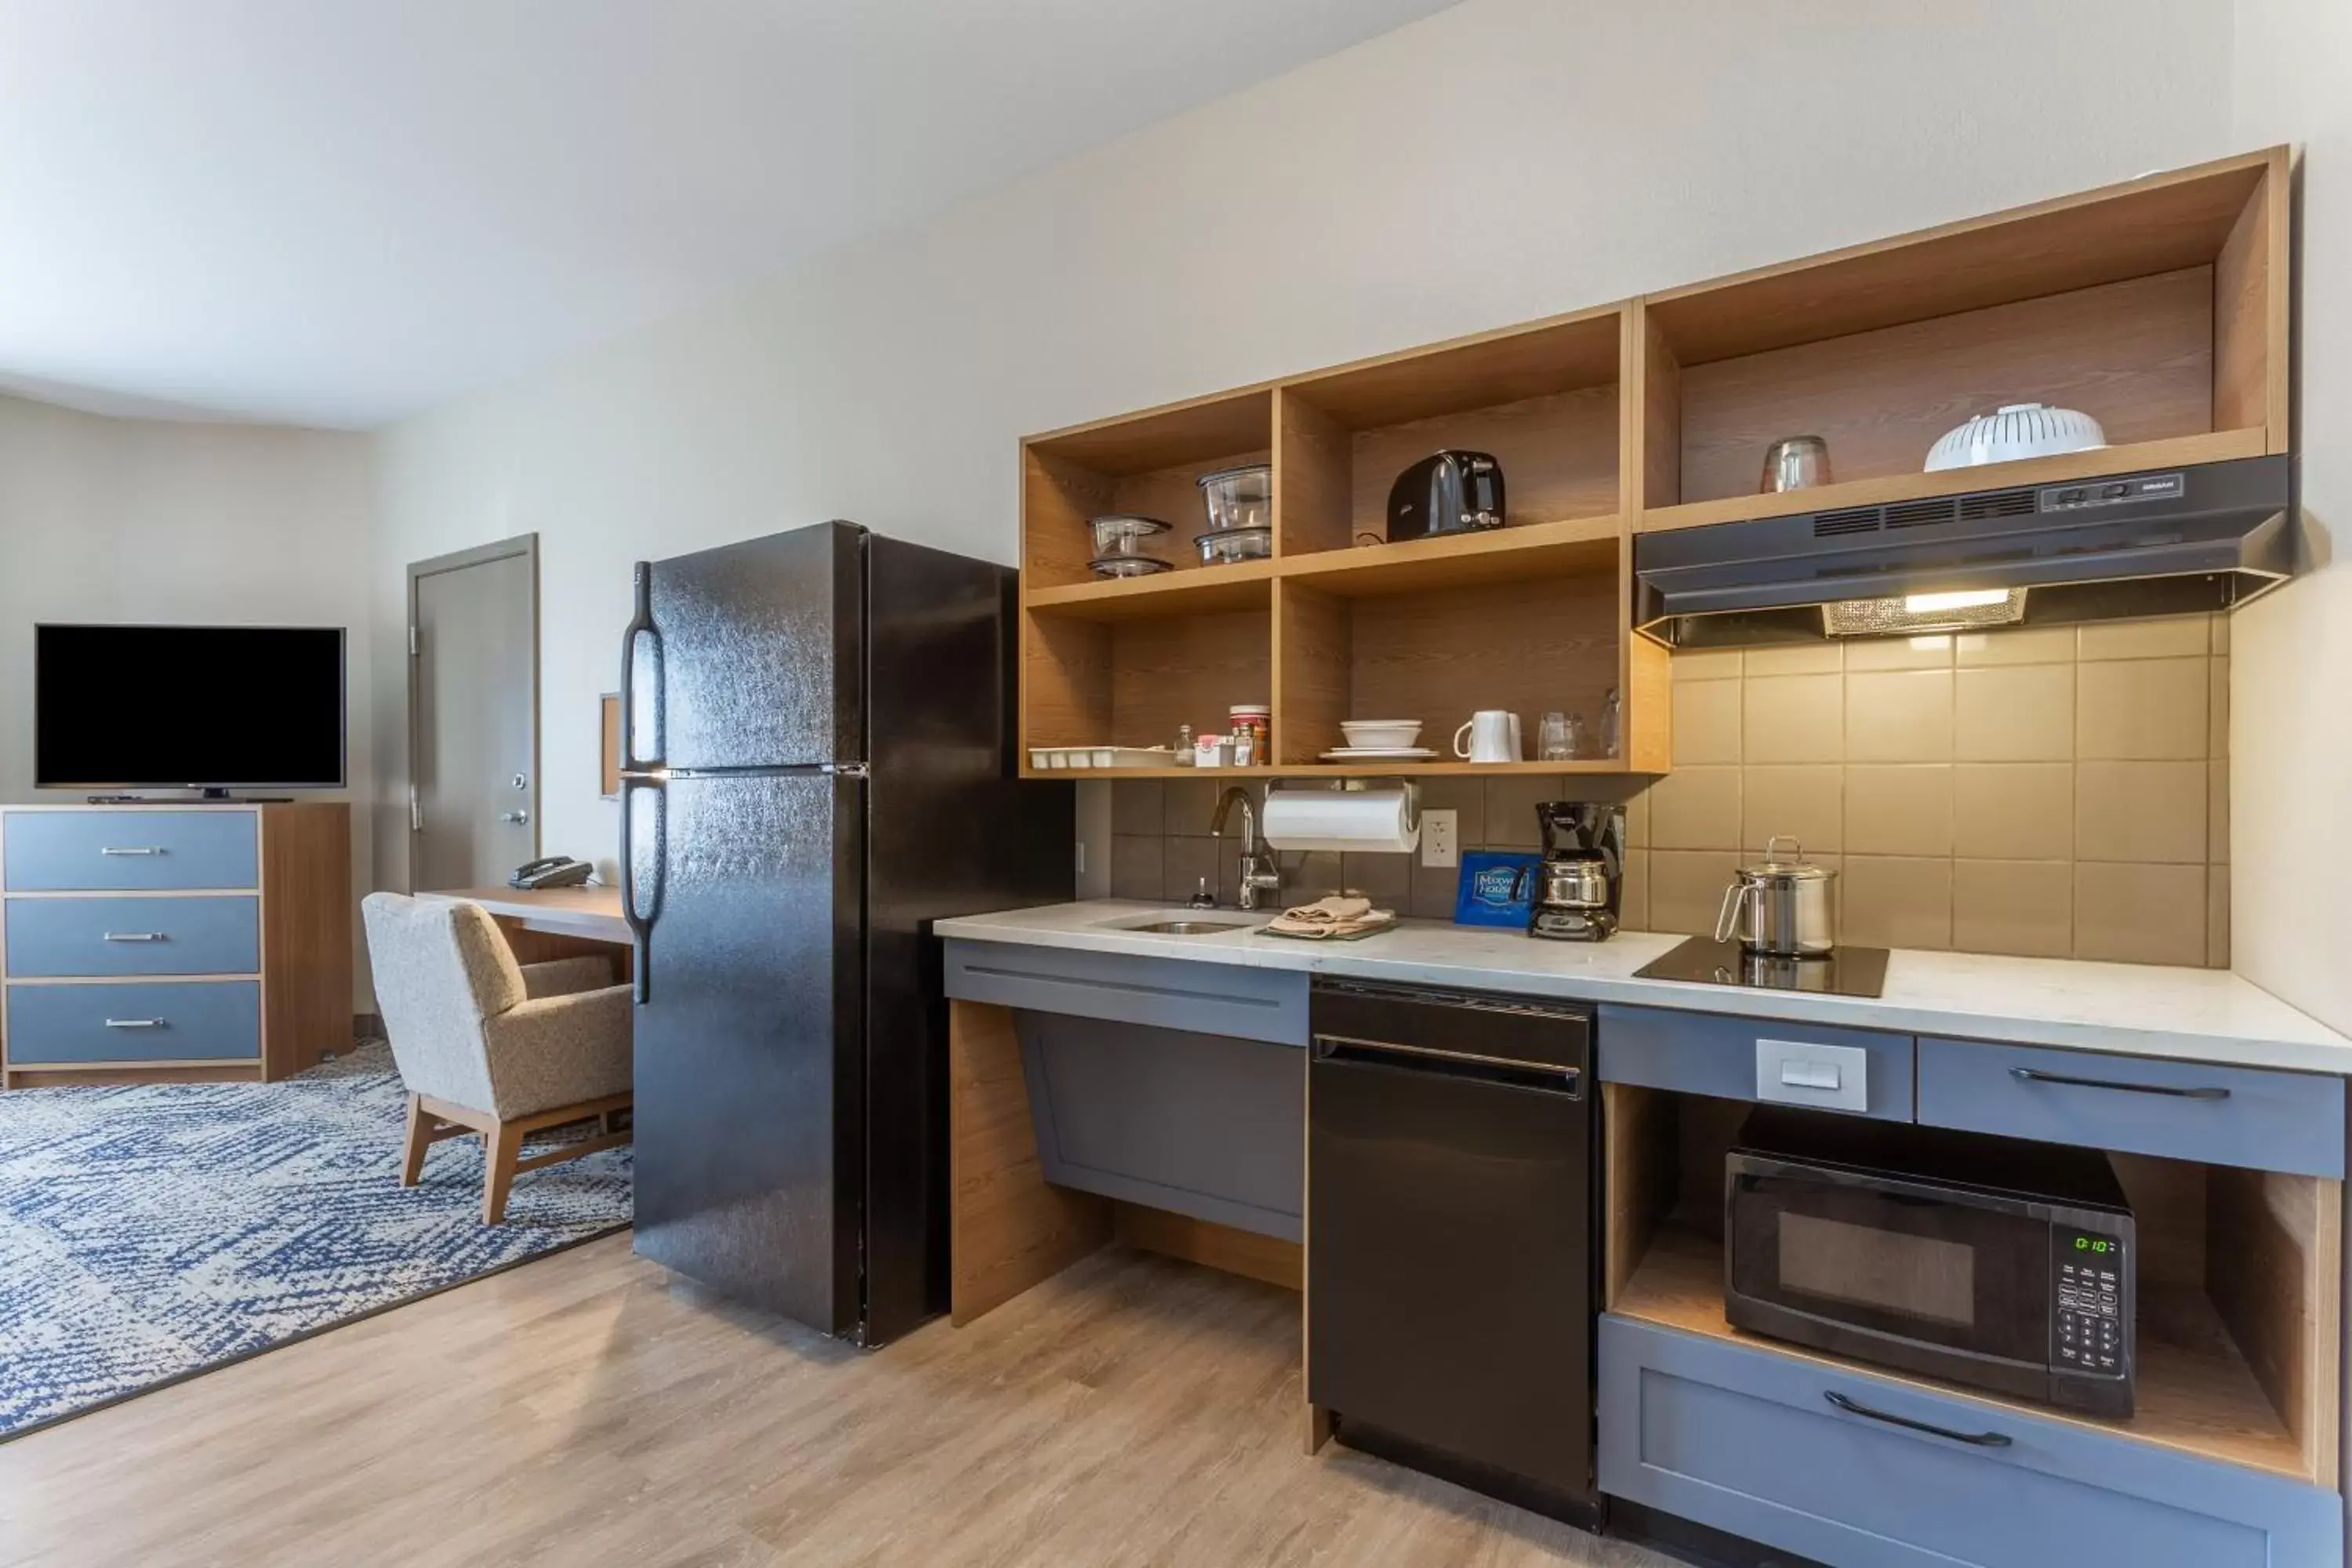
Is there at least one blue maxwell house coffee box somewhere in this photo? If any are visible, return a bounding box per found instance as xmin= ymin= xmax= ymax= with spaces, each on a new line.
xmin=1454 ymin=851 xmax=1540 ymax=927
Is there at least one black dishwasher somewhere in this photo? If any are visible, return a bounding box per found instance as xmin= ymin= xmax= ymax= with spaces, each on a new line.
xmin=1308 ymin=977 xmax=1599 ymax=1526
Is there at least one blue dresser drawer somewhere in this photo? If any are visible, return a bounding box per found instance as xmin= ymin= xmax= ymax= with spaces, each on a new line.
xmin=4 ymin=980 xmax=262 ymax=1063
xmin=1599 ymin=1004 xmax=1915 ymax=1120
xmin=1917 ymin=1038 xmax=2345 ymax=1179
xmin=5 ymin=896 xmax=259 ymax=978
xmin=1599 ymin=1314 xmax=2340 ymax=1568
xmin=2 ymin=811 xmax=259 ymax=891
xmin=943 ymin=938 xmax=1308 ymax=1047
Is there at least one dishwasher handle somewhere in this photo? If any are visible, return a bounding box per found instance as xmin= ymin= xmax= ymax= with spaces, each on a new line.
xmin=1314 ymin=1033 xmax=1583 ymax=1096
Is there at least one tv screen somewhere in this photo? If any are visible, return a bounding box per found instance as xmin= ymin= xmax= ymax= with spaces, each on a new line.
xmin=35 ymin=624 xmax=347 ymax=790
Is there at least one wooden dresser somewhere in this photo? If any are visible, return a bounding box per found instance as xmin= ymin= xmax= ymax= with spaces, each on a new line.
xmin=0 ymin=803 xmax=352 ymax=1087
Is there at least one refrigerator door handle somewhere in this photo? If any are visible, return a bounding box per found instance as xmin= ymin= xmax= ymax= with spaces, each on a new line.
xmin=621 ymin=561 xmax=664 ymax=773
xmin=620 ymin=775 xmax=665 ymax=1004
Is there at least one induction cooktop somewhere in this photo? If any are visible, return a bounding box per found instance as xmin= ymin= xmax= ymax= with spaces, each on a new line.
xmin=1632 ymin=936 xmax=1889 ymax=998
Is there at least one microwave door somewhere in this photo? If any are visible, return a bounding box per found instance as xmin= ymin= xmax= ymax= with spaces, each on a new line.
xmin=1728 ymin=1167 xmax=2049 ymax=1370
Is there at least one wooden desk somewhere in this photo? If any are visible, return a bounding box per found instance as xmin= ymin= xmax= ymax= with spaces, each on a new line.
xmin=421 ymin=886 xmax=632 ymax=974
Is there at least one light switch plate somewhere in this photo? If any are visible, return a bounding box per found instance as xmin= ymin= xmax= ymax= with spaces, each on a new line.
xmin=1756 ymin=1038 xmax=1871 ymax=1114
xmin=1421 ymin=809 xmax=1458 ymax=868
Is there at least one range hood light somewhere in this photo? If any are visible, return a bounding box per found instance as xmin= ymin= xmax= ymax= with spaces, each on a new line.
xmin=1821 ymin=587 xmax=2028 ymax=637
xmin=1904 ymin=589 xmax=2013 ymax=615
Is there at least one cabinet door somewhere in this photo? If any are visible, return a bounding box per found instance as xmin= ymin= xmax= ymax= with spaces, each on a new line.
xmin=1599 ymin=1315 xmax=2340 ymax=1568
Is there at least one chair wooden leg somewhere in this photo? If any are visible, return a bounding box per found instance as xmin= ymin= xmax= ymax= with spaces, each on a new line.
xmin=482 ymin=1120 xmax=523 ymax=1225
xmin=401 ymin=1093 xmax=432 ymax=1187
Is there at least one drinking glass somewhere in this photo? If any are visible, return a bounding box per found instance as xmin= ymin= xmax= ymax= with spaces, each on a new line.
xmin=1538 ymin=710 xmax=1570 ymax=761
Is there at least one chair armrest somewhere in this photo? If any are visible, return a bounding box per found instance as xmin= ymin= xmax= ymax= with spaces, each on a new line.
xmin=519 ymin=956 xmax=619 ymax=1000
xmin=484 ymin=985 xmax=634 ymax=1119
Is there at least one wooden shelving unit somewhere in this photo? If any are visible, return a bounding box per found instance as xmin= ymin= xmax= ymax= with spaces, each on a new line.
xmin=1015 ymin=147 xmax=2289 ymax=781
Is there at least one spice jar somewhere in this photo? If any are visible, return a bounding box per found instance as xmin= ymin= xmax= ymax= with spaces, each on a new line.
xmin=1229 ymin=704 xmax=1271 ymax=768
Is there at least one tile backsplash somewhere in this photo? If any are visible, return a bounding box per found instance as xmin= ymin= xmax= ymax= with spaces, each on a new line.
xmin=1102 ymin=612 xmax=2231 ymax=968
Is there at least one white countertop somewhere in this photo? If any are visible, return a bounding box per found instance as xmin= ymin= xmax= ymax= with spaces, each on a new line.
xmin=935 ymin=901 xmax=2352 ymax=1076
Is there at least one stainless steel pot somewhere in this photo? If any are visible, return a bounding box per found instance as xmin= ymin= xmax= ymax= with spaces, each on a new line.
xmin=1715 ymin=836 xmax=1835 ymax=956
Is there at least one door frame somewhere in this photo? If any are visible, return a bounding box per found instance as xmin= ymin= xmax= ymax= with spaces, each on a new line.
xmin=406 ymin=533 xmax=540 ymax=890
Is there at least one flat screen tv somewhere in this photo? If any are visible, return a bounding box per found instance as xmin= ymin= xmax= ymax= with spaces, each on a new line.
xmin=35 ymin=624 xmax=347 ymax=793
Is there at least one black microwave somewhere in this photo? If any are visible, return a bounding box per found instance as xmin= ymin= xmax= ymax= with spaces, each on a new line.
xmin=1725 ymin=1109 xmax=2136 ymax=1417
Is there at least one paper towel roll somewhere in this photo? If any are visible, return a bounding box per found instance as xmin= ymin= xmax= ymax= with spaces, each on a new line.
xmin=1261 ymin=788 xmax=1419 ymax=854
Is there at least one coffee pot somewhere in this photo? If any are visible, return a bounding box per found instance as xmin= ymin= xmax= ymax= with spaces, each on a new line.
xmin=1530 ymin=801 xmax=1624 ymax=942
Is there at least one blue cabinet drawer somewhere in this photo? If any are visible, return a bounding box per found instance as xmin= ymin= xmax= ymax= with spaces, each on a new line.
xmin=1599 ymin=1004 xmax=1914 ymax=1120
xmin=943 ymin=938 xmax=1308 ymax=1047
xmin=1917 ymin=1038 xmax=2345 ymax=1179
xmin=4 ymin=980 xmax=261 ymax=1063
xmin=1599 ymin=1314 xmax=2339 ymax=1568
xmin=2 ymin=811 xmax=258 ymax=891
xmin=5 ymin=896 xmax=259 ymax=978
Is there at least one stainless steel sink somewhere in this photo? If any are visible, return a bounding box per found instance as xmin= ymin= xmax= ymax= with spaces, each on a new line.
xmin=1112 ymin=918 xmax=1254 ymax=935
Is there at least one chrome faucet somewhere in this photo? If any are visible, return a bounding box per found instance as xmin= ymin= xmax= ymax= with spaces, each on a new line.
xmin=1210 ymin=786 xmax=1283 ymax=911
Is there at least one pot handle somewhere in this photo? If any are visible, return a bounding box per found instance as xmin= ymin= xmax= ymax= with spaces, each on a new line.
xmin=1453 ymin=720 xmax=1475 ymax=760
xmin=1714 ymin=879 xmax=1749 ymax=945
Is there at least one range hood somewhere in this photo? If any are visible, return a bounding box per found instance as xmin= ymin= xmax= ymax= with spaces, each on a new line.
xmin=1634 ymin=454 xmax=2292 ymax=648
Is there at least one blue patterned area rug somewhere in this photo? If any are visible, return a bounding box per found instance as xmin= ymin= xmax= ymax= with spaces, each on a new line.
xmin=0 ymin=1042 xmax=630 ymax=1441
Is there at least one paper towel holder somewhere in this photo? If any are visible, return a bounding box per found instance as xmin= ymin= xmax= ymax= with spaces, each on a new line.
xmin=1265 ymin=777 xmax=1421 ymax=830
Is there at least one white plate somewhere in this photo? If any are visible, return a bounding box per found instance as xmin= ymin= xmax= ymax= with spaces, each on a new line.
xmin=1319 ymin=746 xmax=1439 ymax=760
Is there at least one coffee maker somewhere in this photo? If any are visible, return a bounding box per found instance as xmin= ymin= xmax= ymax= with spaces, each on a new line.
xmin=1530 ymin=801 xmax=1625 ymax=942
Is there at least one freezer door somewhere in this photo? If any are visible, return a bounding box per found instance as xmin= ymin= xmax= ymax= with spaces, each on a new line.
xmin=630 ymin=771 xmax=866 ymax=1336
xmin=637 ymin=521 xmax=865 ymax=771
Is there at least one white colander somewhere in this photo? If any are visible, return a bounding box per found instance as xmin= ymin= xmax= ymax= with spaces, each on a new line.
xmin=1924 ymin=403 xmax=2107 ymax=472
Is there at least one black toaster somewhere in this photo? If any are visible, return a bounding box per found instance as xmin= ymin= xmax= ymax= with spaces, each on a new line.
xmin=1387 ymin=450 xmax=1504 ymax=542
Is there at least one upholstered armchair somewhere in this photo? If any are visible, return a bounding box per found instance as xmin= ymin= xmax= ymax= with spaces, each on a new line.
xmin=361 ymin=892 xmax=633 ymax=1223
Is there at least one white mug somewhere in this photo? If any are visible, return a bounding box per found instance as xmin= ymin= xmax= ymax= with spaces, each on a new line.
xmin=1453 ymin=710 xmax=1521 ymax=764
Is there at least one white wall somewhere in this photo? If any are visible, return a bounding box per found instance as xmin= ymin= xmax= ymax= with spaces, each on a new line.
xmin=0 ymin=392 xmax=377 ymax=1001
xmin=372 ymin=0 xmax=2240 ymax=890
xmin=2231 ymin=0 xmax=2352 ymax=1039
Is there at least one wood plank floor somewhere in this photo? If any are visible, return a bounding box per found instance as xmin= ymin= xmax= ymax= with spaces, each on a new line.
xmin=0 ymin=1236 xmax=1683 ymax=1568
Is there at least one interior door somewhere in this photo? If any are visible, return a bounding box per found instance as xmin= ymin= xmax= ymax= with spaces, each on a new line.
xmin=410 ymin=538 xmax=538 ymax=891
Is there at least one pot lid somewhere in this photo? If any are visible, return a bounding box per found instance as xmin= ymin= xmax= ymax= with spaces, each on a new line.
xmin=1737 ymin=835 xmax=1834 ymax=882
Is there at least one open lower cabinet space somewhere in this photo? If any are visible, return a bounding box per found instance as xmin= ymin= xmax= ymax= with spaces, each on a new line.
xmin=1601 ymin=1083 xmax=2343 ymax=1487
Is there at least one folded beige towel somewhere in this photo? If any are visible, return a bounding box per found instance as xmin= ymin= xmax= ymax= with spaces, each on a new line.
xmin=1278 ymin=895 xmax=1374 ymax=924
xmin=1266 ymin=901 xmax=1396 ymax=939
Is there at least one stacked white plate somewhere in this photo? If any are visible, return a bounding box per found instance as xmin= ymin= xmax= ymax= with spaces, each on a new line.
xmin=1323 ymin=720 xmax=1431 ymax=762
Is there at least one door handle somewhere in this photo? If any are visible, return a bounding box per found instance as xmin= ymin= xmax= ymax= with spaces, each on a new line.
xmin=104 ymin=1017 xmax=167 ymax=1029
xmin=621 ymin=776 xmax=665 ymax=1005
xmin=500 ymin=809 xmax=531 ymax=826
xmin=2009 ymin=1066 xmax=2229 ymax=1101
xmin=103 ymin=932 xmax=167 ymax=943
xmin=100 ymin=846 xmax=164 ymax=857
xmin=1824 ymin=1390 xmax=2012 ymax=1446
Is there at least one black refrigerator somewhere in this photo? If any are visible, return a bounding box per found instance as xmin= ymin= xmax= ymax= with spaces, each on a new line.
xmin=617 ymin=521 xmax=1072 ymax=1345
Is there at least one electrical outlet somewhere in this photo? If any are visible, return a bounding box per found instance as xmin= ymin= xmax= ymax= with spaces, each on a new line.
xmin=1421 ymin=808 xmax=1458 ymax=868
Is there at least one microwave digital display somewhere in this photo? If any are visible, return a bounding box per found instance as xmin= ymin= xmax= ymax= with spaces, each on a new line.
xmin=1779 ymin=1210 xmax=1976 ymax=1328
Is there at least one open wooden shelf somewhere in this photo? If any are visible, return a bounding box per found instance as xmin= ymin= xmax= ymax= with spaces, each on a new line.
xmin=1017 ymin=147 xmax=2290 ymax=785
xmin=1639 ymin=427 xmax=2270 ymax=535
xmin=1277 ymin=307 xmax=1624 ymax=561
xmin=1024 ymin=559 xmax=1276 ymax=619
xmin=1635 ymin=147 xmax=2287 ymax=517
xmin=1614 ymin=1218 xmax=2310 ymax=1483
xmin=1279 ymin=512 xmax=1619 ymax=595
xmin=1602 ymin=1082 xmax=2340 ymax=1488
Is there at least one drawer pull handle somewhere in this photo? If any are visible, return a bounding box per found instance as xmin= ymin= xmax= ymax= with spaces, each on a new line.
xmin=103 ymin=1018 xmax=166 ymax=1029
xmin=2010 ymin=1065 xmax=2229 ymax=1101
xmin=1824 ymin=1390 xmax=2012 ymax=1447
xmin=103 ymin=931 xmax=167 ymax=943
xmin=99 ymin=846 xmax=165 ymax=856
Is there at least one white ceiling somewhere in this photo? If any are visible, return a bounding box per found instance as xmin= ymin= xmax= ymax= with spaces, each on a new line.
xmin=0 ymin=0 xmax=1457 ymax=430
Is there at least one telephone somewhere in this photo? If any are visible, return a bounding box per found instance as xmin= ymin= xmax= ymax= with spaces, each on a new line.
xmin=509 ymin=856 xmax=595 ymax=891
